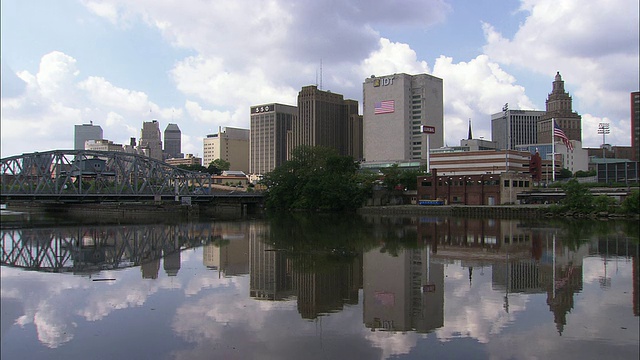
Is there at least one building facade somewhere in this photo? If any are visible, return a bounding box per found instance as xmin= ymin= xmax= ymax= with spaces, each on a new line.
xmin=203 ymin=127 xmax=250 ymax=173
xmin=163 ymin=123 xmax=182 ymax=159
xmin=165 ymin=154 xmax=201 ymax=167
xmin=139 ymin=120 xmax=163 ymax=160
xmin=288 ymin=85 xmax=361 ymax=159
xmin=491 ymin=109 xmax=544 ymax=150
xmin=537 ymin=72 xmax=582 ymax=143
xmin=363 ymin=73 xmax=444 ymax=162
xmin=428 ymin=149 xmax=534 ymax=176
xmin=249 ymin=103 xmax=296 ymax=175
xmin=417 ymin=169 xmax=533 ymax=205
xmin=84 ymin=139 xmax=124 ymax=152
xmin=74 ymin=122 xmax=103 ymax=150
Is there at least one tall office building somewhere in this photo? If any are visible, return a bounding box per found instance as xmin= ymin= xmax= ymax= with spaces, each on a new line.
xmin=74 ymin=122 xmax=103 ymax=150
xmin=362 ymin=73 xmax=444 ymax=163
xmin=288 ymin=85 xmax=361 ymax=159
xmin=203 ymin=126 xmax=250 ymax=172
xmin=163 ymin=123 xmax=182 ymax=159
xmin=491 ymin=109 xmax=545 ymax=150
xmin=139 ymin=120 xmax=163 ymax=160
xmin=249 ymin=103 xmax=296 ymax=175
xmin=537 ymin=72 xmax=582 ymax=143
xmin=632 ymin=91 xmax=639 ymax=161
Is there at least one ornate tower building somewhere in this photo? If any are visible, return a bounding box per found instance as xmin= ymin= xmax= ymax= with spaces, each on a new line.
xmin=537 ymin=72 xmax=582 ymax=144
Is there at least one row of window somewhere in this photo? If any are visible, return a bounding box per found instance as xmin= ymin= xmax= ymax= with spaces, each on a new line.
xmin=421 ymin=179 xmax=529 ymax=187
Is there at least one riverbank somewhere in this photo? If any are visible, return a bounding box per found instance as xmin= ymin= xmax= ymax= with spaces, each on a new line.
xmin=358 ymin=204 xmax=550 ymax=218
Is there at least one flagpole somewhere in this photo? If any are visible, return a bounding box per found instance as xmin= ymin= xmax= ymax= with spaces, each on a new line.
xmin=552 ymin=118 xmax=556 ymax=182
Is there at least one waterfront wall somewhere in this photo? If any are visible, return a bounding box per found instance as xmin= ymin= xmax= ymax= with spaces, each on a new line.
xmin=358 ymin=204 xmax=550 ymax=219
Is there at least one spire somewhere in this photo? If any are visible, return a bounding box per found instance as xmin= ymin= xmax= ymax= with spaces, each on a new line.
xmin=467 ymin=118 xmax=473 ymax=140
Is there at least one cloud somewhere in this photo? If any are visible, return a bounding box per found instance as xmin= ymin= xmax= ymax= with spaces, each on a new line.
xmin=432 ymin=55 xmax=535 ymax=145
xmin=482 ymin=0 xmax=639 ymax=146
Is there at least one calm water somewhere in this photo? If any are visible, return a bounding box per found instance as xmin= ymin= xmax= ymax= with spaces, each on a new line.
xmin=1 ymin=214 xmax=638 ymax=360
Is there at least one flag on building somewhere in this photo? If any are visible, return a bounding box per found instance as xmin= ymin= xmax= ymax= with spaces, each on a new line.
xmin=553 ymin=121 xmax=573 ymax=151
xmin=374 ymin=100 xmax=395 ymax=114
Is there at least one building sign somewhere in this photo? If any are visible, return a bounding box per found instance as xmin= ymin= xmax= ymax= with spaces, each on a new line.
xmin=251 ymin=104 xmax=274 ymax=114
xmin=373 ymin=77 xmax=394 ymax=87
xmin=421 ymin=125 xmax=436 ymax=134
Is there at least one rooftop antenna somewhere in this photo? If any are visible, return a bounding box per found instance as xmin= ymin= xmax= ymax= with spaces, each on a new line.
xmin=320 ymin=58 xmax=323 ymax=90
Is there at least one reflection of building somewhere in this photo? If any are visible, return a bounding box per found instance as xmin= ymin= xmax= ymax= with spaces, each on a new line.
xmin=292 ymin=254 xmax=361 ymax=319
xmin=363 ymin=247 xmax=444 ymax=333
xmin=141 ymin=258 xmax=160 ymax=279
xmin=249 ymin=223 xmax=293 ymax=300
xmin=201 ymin=223 xmax=250 ymax=276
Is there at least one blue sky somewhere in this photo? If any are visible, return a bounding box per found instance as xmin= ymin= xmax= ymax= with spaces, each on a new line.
xmin=1 ymin=0 xmax=638 ymax=158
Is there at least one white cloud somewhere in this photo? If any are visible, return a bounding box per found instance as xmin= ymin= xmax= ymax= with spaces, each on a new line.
xmin=432 ymin=55 xmax=535 ymax=145
xmin=482 ymin=0 xmax=639 ymax=146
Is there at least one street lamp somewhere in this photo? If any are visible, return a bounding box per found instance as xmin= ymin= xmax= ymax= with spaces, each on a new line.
xmin=598 ymin=123 xmax=610 ymax=159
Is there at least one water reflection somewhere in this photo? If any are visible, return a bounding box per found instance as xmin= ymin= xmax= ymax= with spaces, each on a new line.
xmin=1 ymin=215 xmax=638 ymax=359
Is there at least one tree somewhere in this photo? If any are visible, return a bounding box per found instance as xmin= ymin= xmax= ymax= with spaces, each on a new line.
xmin=558 ymin=168 xmax=573 ymax=179
xmin=561 ymin=179 xmax=593 ymax=212
xmin=176 ymin=164 xmax=207 ymax=172
xmin=261 ymin=146 xmax=367 ymax=211
xmin=210 ymin=159 xmax=230 ymax=172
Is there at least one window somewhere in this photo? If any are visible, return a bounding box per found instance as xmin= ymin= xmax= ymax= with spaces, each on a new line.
xmin=504 ymin=180 xmax=510 ymax=187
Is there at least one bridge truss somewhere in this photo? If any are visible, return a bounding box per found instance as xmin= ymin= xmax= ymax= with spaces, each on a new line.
xmin=1 ymin=150 xmax=214 ymax=201
xmin=1 ymin=223 xmax=216 ymax=274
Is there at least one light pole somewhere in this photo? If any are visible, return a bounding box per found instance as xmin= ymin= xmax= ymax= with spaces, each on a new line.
xmin=598 ymin=123 xmax=610 ymax=159
xmin=503 ymin=103 xmax=509 ymax=173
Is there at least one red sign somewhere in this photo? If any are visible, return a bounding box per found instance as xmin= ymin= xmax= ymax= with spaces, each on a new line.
xmin=421 ymin=125 xmax=436 ymax=134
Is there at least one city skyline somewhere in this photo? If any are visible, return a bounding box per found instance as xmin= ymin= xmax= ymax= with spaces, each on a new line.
xmin=1 ymin=0 xmax=639 ymax=158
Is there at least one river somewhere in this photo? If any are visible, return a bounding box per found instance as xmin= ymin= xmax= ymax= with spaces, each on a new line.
xmin=1 ymin=213 xmax=638 ymax=360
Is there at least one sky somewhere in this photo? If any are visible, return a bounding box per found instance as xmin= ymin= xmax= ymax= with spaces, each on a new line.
xmin=1 ymin=0 xmax=639 ymax=159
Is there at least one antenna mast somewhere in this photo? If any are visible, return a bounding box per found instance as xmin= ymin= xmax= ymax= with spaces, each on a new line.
xmin=320 ymin=58 xmax=323 ymax=90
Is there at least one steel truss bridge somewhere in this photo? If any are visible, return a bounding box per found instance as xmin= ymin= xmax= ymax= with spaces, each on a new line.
xmin=0 ymin=150 xmax=261 ymax=203
xmin=1 ymin=223 xmax=217 ymax=274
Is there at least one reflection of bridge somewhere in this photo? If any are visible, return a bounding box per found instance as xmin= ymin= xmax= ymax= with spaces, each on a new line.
xmin=0 ymin=150 xmax=263 ymax=204
xmin=0 ymin=224 xmax=215 ymax=274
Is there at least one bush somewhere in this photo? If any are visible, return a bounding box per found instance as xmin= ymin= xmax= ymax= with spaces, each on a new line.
xmin=621 ymin=190 xmax=639 ymax=214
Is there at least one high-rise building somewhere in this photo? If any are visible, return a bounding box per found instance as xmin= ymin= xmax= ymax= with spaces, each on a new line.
xmin=537 ymin=72 xmax=582 ymax=144
xmin=203 ymin=127 xmax=250 ymax=172
xmin=491 ymin=109 xmax=545 ymax=150
xmin=249 ymin=103 xmax=296 ymax=175
xmin=632 ymin=91 xmax=639 ymax=161
xmin=163 ymin=123 xmax=182 ymax=159
xmin=288 ymin=85 xmax=361 ymax=159
xmin=362 ymin=73 xmax=444 ymax=163
xmin=74 ymin=122 xmax=103 ymax=150
xmin=139 ymin=120 xmax=163 ymax=160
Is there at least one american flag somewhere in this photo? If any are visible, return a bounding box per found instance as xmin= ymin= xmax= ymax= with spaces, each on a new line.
xmin=374 ymin=100 xmax=394 ymax=114
xmin=554 ymin=121 xmax=573 ymax=151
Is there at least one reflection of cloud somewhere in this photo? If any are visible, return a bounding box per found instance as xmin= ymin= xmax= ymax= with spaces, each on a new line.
xmin=436 ymin=265 xmax=529 ymax=344
xmin=364 ymin=331 xmax=419 ymax=359
xmin=33 ymin=304 xmax=76 ymax=348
